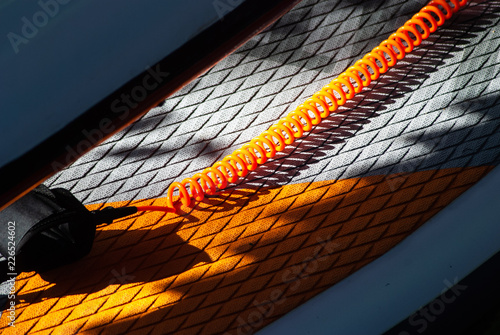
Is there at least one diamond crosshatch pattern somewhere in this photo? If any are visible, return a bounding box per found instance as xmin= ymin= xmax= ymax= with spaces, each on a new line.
xmin=2 ymin=0 xmax=500 ymax=334
xmin=45 ymin=0 xmax=500 ymax=206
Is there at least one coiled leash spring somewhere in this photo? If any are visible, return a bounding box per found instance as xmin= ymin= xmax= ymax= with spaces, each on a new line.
xmin=146 ymin=0 xmax=469 ymax=214
xmin=0 ymin=0 xmax=469 ymax=285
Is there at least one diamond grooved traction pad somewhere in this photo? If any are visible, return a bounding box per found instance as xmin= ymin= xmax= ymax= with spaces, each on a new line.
xmin=2 ymin=0 xmax=500 ymax=334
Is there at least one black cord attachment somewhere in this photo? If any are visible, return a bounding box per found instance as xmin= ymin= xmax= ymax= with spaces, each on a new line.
xmin=0 ymin=185 xmax=138 ymax=285
xmin=91 ymin=206 xmax=138 ymax=225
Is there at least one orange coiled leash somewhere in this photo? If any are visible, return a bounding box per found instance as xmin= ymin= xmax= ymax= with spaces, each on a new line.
xmin=138 ymin=0 xmax=468 ymax=214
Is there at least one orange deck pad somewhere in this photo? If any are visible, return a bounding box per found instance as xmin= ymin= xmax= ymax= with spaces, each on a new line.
xmin=0 ymin=166 xmax=493 ymax=334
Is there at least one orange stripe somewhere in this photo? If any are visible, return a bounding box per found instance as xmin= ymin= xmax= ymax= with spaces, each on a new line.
xmin=0 ymin=166 xmax=492 ymax=334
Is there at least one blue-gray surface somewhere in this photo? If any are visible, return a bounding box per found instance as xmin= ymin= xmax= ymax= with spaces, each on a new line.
xmin=46 ymin=0 xmax=500 ymax=207
xmin=257 ymin=164 xmax=500 ymax=335
xmin=42 ymin=0 xmax=500 ymax=333
xmin=0 ymin=0 xmax=238 ymax=167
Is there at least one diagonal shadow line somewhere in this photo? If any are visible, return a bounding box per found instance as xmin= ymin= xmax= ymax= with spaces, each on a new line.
xmin=225 ymin=0 xmax=498 ymax=192
xmin=143 ymin=0 xmax=499 ymax=213
xmin=9 ymin=2 xmax=500 ymax=335
xmin=15 ymin=186 xmax=275 ymax=304
xmin=109 ymin=0 xmax=420 ymax=158
xmin=33 ymin=0 xmax=499 ymax=294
